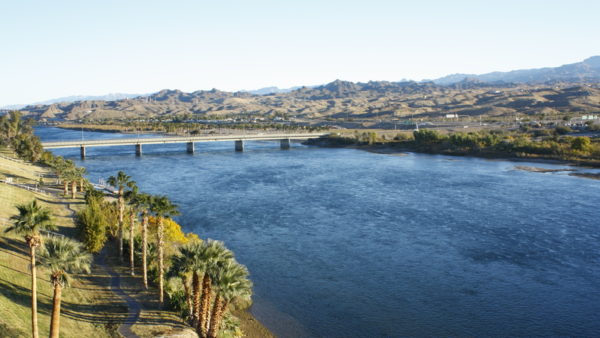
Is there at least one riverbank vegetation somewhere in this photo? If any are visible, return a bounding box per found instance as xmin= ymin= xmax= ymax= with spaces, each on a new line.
xmin=311 ymin=127 xmax=600 ymax=166
xmin=1 ymin=120 xmax=269 ymax=337
xmin=90 ymin=170 xmax=256 ymax=337
xmin=0 ymin=149 xmax=125 ymax=337
xmin=57 ymin=118 xmax=327 ymax=136
xmin=1 ymin=111 xmax=44 ymax=162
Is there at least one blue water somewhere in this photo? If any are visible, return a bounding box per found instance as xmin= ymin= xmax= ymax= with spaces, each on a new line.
xmin=37 ymin=127 xmax=600 ymax=337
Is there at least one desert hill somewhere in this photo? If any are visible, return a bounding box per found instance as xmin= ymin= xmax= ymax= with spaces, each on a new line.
xmin=18 ymin=57 xmax=600 ymax=122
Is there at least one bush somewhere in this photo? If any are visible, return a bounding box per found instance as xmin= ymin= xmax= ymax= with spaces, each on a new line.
xmin=393 ymin=133 xmax=413 ymax=141
xmin=76 ymin=197 xmax=108 ymax=253
xmin=533 ymin=129 xmax=552 ymax=137
xmin=571 ymin=136 xmax=592 ymax=152
xmin=588 ymin=123 xmax=600 ymax=131
xmin=413 ymin=129 xmax=445 ymax=145
xmin=555 ymin=126 xmax=573 ymax=135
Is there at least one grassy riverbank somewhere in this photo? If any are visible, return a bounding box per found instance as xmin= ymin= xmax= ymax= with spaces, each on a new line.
xmin=0 ymin=148 xmax=273 ymax=337
xmin=0 ymin=147 xmax=123 ymax=337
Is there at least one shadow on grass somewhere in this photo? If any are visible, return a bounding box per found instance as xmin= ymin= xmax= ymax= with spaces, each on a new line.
xmin=0 ymin=274 xmax=129 ymax=325
xmin=0 ymin=236 xmax=30 ymax=258
xmin=0 ymin=276 xmax=53 ymax=316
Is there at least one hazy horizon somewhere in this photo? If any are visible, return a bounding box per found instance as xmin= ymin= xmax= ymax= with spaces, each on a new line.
xmin=2 ymin=0 xmax=599 ymax=106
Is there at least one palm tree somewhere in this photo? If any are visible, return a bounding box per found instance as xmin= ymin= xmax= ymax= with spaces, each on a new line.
xmin=52 ymin=156 xmax=75 ymax=196
xmin=149 ymin=195 xmax=180 ymax=305
xmin=39 ymin=236 xmax=92 ymax=338
xmin=208 ymin=259 xmax=252 ymax=338
xmin=62 ymin=168 xmax=80 ymax=199
xmin=107 ymin=171 xmax=136 ymax=262
xmin=50 ymin=157 xmax=74 ymax=195
xmin=168 ymin=241 xmax=203 ymax=325
xmin=124 ymin=184 xmax=139 ymax=276
xmin=136 ymin=193 xmax=152 ymax=289
xmin=76 ymin=167 xmax=87 ymax=192
xmin=197 ymin=240 xmax=233 ymax=338
xmin=5 ymin=200 xmax=56 ymax=338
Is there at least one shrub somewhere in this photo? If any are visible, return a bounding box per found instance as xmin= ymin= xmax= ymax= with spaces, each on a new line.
xmin=571 ymin=136 xmax=592 ymax=152
xmin=555 ymin=126 xmax=573 ymax=135
xmin=533 ymin=129 xmax=552 ymax=137
xmin=75 ymin=197 xmax=108 ymax=253
xmin=413 ymin=129 xmax=445 ymax=145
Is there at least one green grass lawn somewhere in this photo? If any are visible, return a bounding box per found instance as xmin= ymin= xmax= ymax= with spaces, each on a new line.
xmin=0 ymin=149 xmax=123 ymax=337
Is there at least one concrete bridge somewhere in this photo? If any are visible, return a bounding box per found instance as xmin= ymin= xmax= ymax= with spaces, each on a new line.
xmin=41 ymin=133 xmax=328 ymax=158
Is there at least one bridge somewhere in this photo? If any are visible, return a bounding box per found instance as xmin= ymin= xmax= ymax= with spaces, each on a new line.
xmin=41 ymin=133 xmax=328 ymax=158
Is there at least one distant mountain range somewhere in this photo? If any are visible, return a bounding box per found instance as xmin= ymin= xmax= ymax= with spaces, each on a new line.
xmin=243 ymin=86 xmax=304 ymax=95
xmin=432 ymin=56 xmax=600 ymax=85
xmin=5 ymin=56 xmax=600 ymax=110
xmin=2 ymin=93 xmax=148 ymax=110
xmin=9 ymin=56 xmax=600 ymax=122
xmin=19 ymin=79 xmax=600 ymax=123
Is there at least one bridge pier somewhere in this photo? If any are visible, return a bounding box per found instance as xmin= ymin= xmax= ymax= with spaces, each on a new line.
xmin=187 ymin=142 xmax=194 ymax=154
xmin=280 ymin=138 xmax=290 ymax=150
xmin=135 ymin=144 xmax=142 ymax=156
xmin=80 ymin=146 xmax=86 ymax=159
xmin=235 ymin=140 xmax=244 ymax=152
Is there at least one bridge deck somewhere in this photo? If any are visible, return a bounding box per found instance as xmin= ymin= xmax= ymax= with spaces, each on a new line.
xmin=42 ymin=133 xmax=327 ymax=149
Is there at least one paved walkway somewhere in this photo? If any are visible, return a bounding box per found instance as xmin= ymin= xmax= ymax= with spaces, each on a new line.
xmin=98 ymin=252 xmax=141 ymax=338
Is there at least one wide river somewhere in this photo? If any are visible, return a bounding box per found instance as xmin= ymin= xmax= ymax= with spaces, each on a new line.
xmin=37 ymin=127 xmax=600 ymax=337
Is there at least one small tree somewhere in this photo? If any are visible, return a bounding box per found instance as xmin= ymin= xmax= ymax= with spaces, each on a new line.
xmin=571 ymin=136 xmax=591 ymax=153
xmin=76 ymin=196 xmax=107 ymax=253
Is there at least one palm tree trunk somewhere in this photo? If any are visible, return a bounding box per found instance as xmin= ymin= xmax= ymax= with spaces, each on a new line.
xmin=129 ymin=210 xmax=135 ymax=276
xmin=63 ymin=181 xmax=68 ymax=196
xmin=208 ymin=296 xmax=227 ymax=338
xmin=158 ymin=216 xmax=164 ymax=306
xmin=79 ymin=178 xmax=84 ymax=192
xmin=71 ymin=181 xmax=76 ymax=199
xmin=118 ymin=190 xmax=124 ymax=262
xmin=30 ymin=244 xmax=39 ymax=338
xmin=199 ymin=273 xmax=212 ymax=338
xmin=142 ymin=211 xmax=148 ymax=289
xmin=49 ymin=283 xmax=62 ymax=338
xmin=192 ymin=271 xmax=200 ymax=326
xmin=184 ymin=275 xmax=193 ymax=323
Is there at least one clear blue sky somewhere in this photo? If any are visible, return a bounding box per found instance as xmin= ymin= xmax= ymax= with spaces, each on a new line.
xmin=1 ymin=0 xmax=599 ymax=105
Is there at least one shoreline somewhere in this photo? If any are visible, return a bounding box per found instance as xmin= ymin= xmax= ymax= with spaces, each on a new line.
xmin=58 ymin=123 xmax=599 ymax=169
xmin=55 ymin=124 xmax=600 ymax=179
xmin=318 ymin=142 xmax=600 ymax=168
xmin=310 ymin=143 xmax=600 ymax=180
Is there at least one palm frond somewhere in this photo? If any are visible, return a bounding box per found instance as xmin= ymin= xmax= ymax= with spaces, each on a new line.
xmin=39 ymin=236 xmax=92 ymax=287
xmin=5 ymin=200 xmax=56 ymax=236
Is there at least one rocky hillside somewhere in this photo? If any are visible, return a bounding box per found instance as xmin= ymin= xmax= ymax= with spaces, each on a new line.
xmin=20 ymin=80 xmax=600 ymax=122
xmin=16 ymin=56 xmax=600 ymax=122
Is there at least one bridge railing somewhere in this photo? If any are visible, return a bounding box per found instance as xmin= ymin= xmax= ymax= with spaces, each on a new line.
xmin=41 ymin=133 xmax=328 ymax=148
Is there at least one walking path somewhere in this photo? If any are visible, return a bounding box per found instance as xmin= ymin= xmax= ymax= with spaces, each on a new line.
xmin=98 ymin=251 xmax=141 ymax=338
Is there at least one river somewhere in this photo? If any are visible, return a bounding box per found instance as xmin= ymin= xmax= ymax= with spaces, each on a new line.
xmin=37 ymin=127 xmax=600 ymax=337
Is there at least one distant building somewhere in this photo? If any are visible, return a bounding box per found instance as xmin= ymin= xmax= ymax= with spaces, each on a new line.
xmin=445 ymin=113 xmax=458 ymax=118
